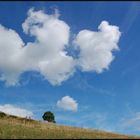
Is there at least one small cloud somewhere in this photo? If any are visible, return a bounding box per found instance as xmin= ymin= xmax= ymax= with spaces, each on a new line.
xmin=56 ymin=96 xmax=78 ymax=112
xmin=75 ymin=20 xmax=121 ymax=73
xmin=0 ymin=104 xmax=33 ymax=118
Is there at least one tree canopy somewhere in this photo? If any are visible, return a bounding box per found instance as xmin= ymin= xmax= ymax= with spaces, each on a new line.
xmin=42 ymin=111 xmax=56 ymax=123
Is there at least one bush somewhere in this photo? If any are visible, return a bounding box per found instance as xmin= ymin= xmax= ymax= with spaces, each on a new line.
xmin=0 ymin=112 xmax=7 ymax=118
xmin=42 ymin=111 xmax=56 ymax=123
xmin=9 ymin=115 xmax=19 ymax=119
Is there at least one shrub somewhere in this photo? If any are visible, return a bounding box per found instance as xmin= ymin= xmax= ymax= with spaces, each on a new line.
xmin=42 ymin=111 xmax=56 ymax=123
xmin=0 ymin=112 xmax=7 ymax=118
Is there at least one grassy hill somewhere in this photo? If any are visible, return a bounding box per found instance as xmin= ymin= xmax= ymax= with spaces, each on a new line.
xmin=0 ymin=112 xmax=139 ymax=139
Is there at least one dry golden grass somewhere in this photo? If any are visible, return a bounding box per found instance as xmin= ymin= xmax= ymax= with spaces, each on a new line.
xmin=0 ymin=114 xmax=140 ymax=139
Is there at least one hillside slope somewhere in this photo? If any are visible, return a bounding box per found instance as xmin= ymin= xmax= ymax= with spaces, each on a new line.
xmin=0 ymin=113 xmax=139 ymax=139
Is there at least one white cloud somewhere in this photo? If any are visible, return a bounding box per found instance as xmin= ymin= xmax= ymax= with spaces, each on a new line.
xmin=0 ymin=104 xmax=33 ymax=118
xmin=0 ymin=25 xmax=24 ymax=86
xmin=0 ymin=8 xmax=75 ymax=86
xmin=75 ymin=21 xmax=121 ymax=73
xmin=0 ymin=8 xmax=121 ymax=86
xmin=21 ymin=8 xmax=75 ymax=85
xmin=56 ymin=96 xmax=78 ymax=112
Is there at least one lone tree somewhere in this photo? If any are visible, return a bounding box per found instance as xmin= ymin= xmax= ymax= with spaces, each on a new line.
xmin=42 ymin=111 xmax=56 ymax=123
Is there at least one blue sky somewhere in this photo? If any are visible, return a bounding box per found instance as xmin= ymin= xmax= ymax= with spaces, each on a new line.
xmin=0 ymin=1 xmax=140 ymax=136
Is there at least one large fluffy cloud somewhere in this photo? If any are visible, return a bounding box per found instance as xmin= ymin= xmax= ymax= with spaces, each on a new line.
xmin=21 ymin=8 xmax=75 ymax=85
xmin=0 ymin=25 xmax=24 ymax=86
xmin=0 ymin=104 xmax=33 ymax=118
xmin=75 ymin=21 xmax=121 ymax=73
xmin=56 ymin=96 xmax=78 ymax=112
xmin=0 ymin=8 xmax=121 ymax=86
xmin=0 ymin=8 xmax=75 ymax=86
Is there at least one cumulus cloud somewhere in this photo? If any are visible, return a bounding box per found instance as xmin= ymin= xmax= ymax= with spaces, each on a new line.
xmin=0 ymin=8 xmax=121 ymax=86
xmin=0 ymin=8 xmax=75 ymax=86
xmin=56 ymin=96 xmax=78 ymax=112
xmin=75 ymin=21 xmax=121 ymax=73
xmin=0 ymin=104 xmax=33 ymax=118
xmin=0 ymin=25 xmax=25 ymax=86
xmin=21 ymin=8 xmax=75 ymax=85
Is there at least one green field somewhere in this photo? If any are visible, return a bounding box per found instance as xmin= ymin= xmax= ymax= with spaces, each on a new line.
xmin=0 ymin=113 xmax=139 ymax=139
